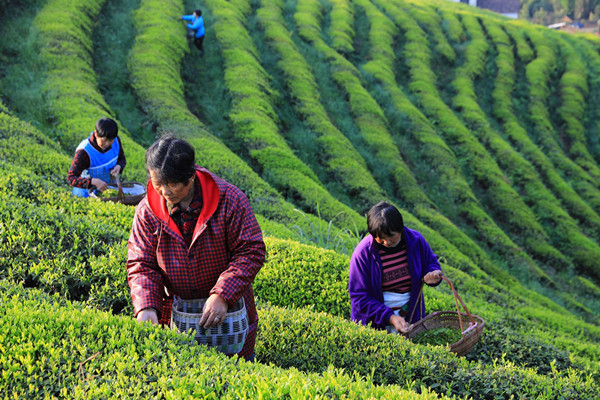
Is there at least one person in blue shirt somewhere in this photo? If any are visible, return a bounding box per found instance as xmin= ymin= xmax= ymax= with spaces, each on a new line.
xmin=181 ymin=9 xmax=205 ymax=55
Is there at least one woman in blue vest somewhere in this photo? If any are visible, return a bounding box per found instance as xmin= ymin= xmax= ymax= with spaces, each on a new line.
xmin=67 ymin=118 xmax=127 ymax=197
xmin=181 ymin=9 xmax=205 ymax=55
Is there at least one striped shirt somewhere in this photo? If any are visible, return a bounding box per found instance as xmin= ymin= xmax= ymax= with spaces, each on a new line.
xmin=378 ymin=241 xmax=411 ymax=294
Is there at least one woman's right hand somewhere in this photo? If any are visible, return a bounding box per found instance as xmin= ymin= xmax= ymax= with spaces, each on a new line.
xmin=137 ymin=308 xmax=158 ymax=324
xmin=91 ymin=178 xmax=108 ymax=191
xmin=389 ymin=314 xmax=410 ymax=334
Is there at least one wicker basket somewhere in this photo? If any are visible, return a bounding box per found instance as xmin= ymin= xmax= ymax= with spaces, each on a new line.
xmin=90 ymin=182 xmax=146 ymax=206
xmin=406 ymin=276 xmax=485 ymax=356
xmin=170 ymin=296 xmax=249 ymax=355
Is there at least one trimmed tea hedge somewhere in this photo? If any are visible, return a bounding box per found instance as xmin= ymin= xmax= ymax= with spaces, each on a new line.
xmin=256 ymin=305 xmax=599 ymax=399
xmin=328 ymin=0 xmax=355 ymax=54
xmin=294 ymin=0 xmax=489 ymax=278
xmin=258 ymin=0 xmax=387 ymax=213
xmin=0 ymin=103 xmax=72 ymax=185
xmin=0 ymin=284 xmax=445 ymax=399
xmin=451 ymin=12 xmax=600 ymax=280
xmin=355 ymin=0 xmax=550 ymax=285
xmin=204 ymin=0 xmax=365 ymax=230
xmin=33 ymin=0 xmax=147 ymax=183
xmin=482 ymin=17 xmax=600 ymax=241
xmin=128 ymin=0 xmax=359 ymax=251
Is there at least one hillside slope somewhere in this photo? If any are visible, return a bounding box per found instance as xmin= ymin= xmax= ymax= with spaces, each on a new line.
xmin=0 ymin=0 xmax=599 ymax=397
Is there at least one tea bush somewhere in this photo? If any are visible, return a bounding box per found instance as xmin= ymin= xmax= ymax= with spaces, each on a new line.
xmin=256 ymin=304 xmax=599 ymax=399
xmin=128 ymin=0 xmax=357 ymax=249
xmin=257 ymin=0 xmax=387 ymax=213
xmin=524 ymin=28 xmax=600 ymax=214
xmin=356 ymin=0 xmax=550 ymax=285
xmin=469 ymin=321 xmax=575 ymax=374
xmin=204 ymin=0 xmax=364 ymax=230
xmin=483 ymin=18 xmax=600 ymax=241
xmin=452 ymin=12 xmax=600 ymax=280
xmin=33 ymin=0 xmax=147 ymax=182
xmin=0 ymin=284 xmax=446 ymax=399
xmin=0 ymin=103 xmax=72 ymax=185
xmin=328 ymin=0 xmax=355 ymax=54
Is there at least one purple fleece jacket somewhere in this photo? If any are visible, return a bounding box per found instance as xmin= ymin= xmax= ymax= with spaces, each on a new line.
xmin=348 ymin=227 xmax=442 ymax=329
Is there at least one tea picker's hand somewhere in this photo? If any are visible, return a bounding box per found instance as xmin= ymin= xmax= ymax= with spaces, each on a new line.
xmin=390 ymin=314 xmax=410 ymax=334
xmin=199 ymin=294 xmax=228 ymax=329
xmin=424 ymin=270 xmax=443 ymax=285
xmin=91 ymin=178 xmax=108 ymax=192
xmin=110 ymin=164 xmax=121 ymax=176
xmin=137 ymin=308 xmax=158 ymax=324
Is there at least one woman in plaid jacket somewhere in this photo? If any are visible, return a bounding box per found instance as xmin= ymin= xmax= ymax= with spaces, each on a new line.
xmin=127 ymin=135 xmax=265 ymax=361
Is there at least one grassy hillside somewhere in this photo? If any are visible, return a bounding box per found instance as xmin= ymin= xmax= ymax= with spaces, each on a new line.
xmin=0 ymin=0 xmax=599 ymax=397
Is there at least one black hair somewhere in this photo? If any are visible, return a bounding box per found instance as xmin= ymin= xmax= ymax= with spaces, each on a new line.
xmin=194 ymin=9 xmax=202 ymax=16
xmin=95 ymin=118 xmax=118 ymax=139
xmin=366 ymin=201 xmax=404 ymax=239
xmin=146 ymin=134 xmax=196 ymax=184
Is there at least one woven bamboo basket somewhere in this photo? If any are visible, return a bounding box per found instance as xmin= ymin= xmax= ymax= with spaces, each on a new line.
xmin=406 ymin=276 xmax=485 ymax=357
xmin=170 ymin=296 xmax=249 ymax=355
xmin=90 ymin=182 xmax=146 ymax=206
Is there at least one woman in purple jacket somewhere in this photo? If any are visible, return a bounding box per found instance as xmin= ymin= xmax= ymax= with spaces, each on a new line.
xmin=349 ymin=201 xmax=442 ymax=334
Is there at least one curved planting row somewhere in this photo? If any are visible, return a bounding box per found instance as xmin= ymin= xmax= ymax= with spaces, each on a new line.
xmin=374 ymin=0 xmax=570 ymax=273
xmin=404 ymin=0 xmax=456 ymax=64
xmin=326 ymin=0 xmax=355 ymax=54
xmin=293 ymin=0 xmax=492 ymax=274
xmin=435 ymin=5 xmax=464 ymax=44
xmin=523 ymin=28 xmax=600 ymax=214
xmin=553 ymin=33 xmax=600 ymax=182
xmin=203 ymin=0 xmax=364 ymax=230
xmin=32 ymin=0 xmax=147 ymax=182
xmin=483 ymin=18 xmax=600 ymax=242
xmin=355 ymin=0 xmax=548 ymax=284
xmin=451 ymin=13 xmax=600 ymax=280
xmin=257 ymin=0 xmax=387 ymax=214
xmin=127 ymin=0 xmax=356 ymax=248
xmin=568 ymin=35 xmax=600 ymax=167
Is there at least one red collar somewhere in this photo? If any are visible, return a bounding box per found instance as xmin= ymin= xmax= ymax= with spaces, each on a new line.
xmin=147 ymin=168 xmax=219 ymax=237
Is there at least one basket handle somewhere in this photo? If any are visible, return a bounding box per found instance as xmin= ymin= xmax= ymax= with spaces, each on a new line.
xmin=441 ymin=275 xmax=476 ymax=333
xmin=408 ymin=275 xmax=476 ymax=333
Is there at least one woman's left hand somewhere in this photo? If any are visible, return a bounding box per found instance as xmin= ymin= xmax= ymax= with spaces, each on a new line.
xmin=424 ymin=270 xmax=443 ymax=285
xmin=199 ymin=294 xmax=228 ymax=329
xmin=110 ymin=164 xmax=121 ymax=176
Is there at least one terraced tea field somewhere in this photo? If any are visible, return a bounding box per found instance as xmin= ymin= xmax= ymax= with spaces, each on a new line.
xmin=0 ymin=0 xmax=599 ymax=397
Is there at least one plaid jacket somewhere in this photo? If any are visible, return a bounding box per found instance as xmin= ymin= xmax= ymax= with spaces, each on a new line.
xmin=127 ymin=166 xmax=265 ymax=360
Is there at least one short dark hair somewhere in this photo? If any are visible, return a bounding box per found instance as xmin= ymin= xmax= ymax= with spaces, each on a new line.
xmin=146 ymin=134 xmax=196 ymax=184
xmin=95 ymin=118 xmax=118 ymax=139
xmin=194 ymin=9 xmax=202 ymax=16
xmin=367 ymin=201 xmax=404 ymax=238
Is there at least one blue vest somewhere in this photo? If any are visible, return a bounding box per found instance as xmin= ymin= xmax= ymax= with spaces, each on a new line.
xmin=72 ymin=135 xmax=120 ymax=197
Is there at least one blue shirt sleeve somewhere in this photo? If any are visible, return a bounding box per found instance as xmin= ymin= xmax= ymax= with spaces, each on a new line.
xmin=187 ymin=16 xmax=204 ymax=31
